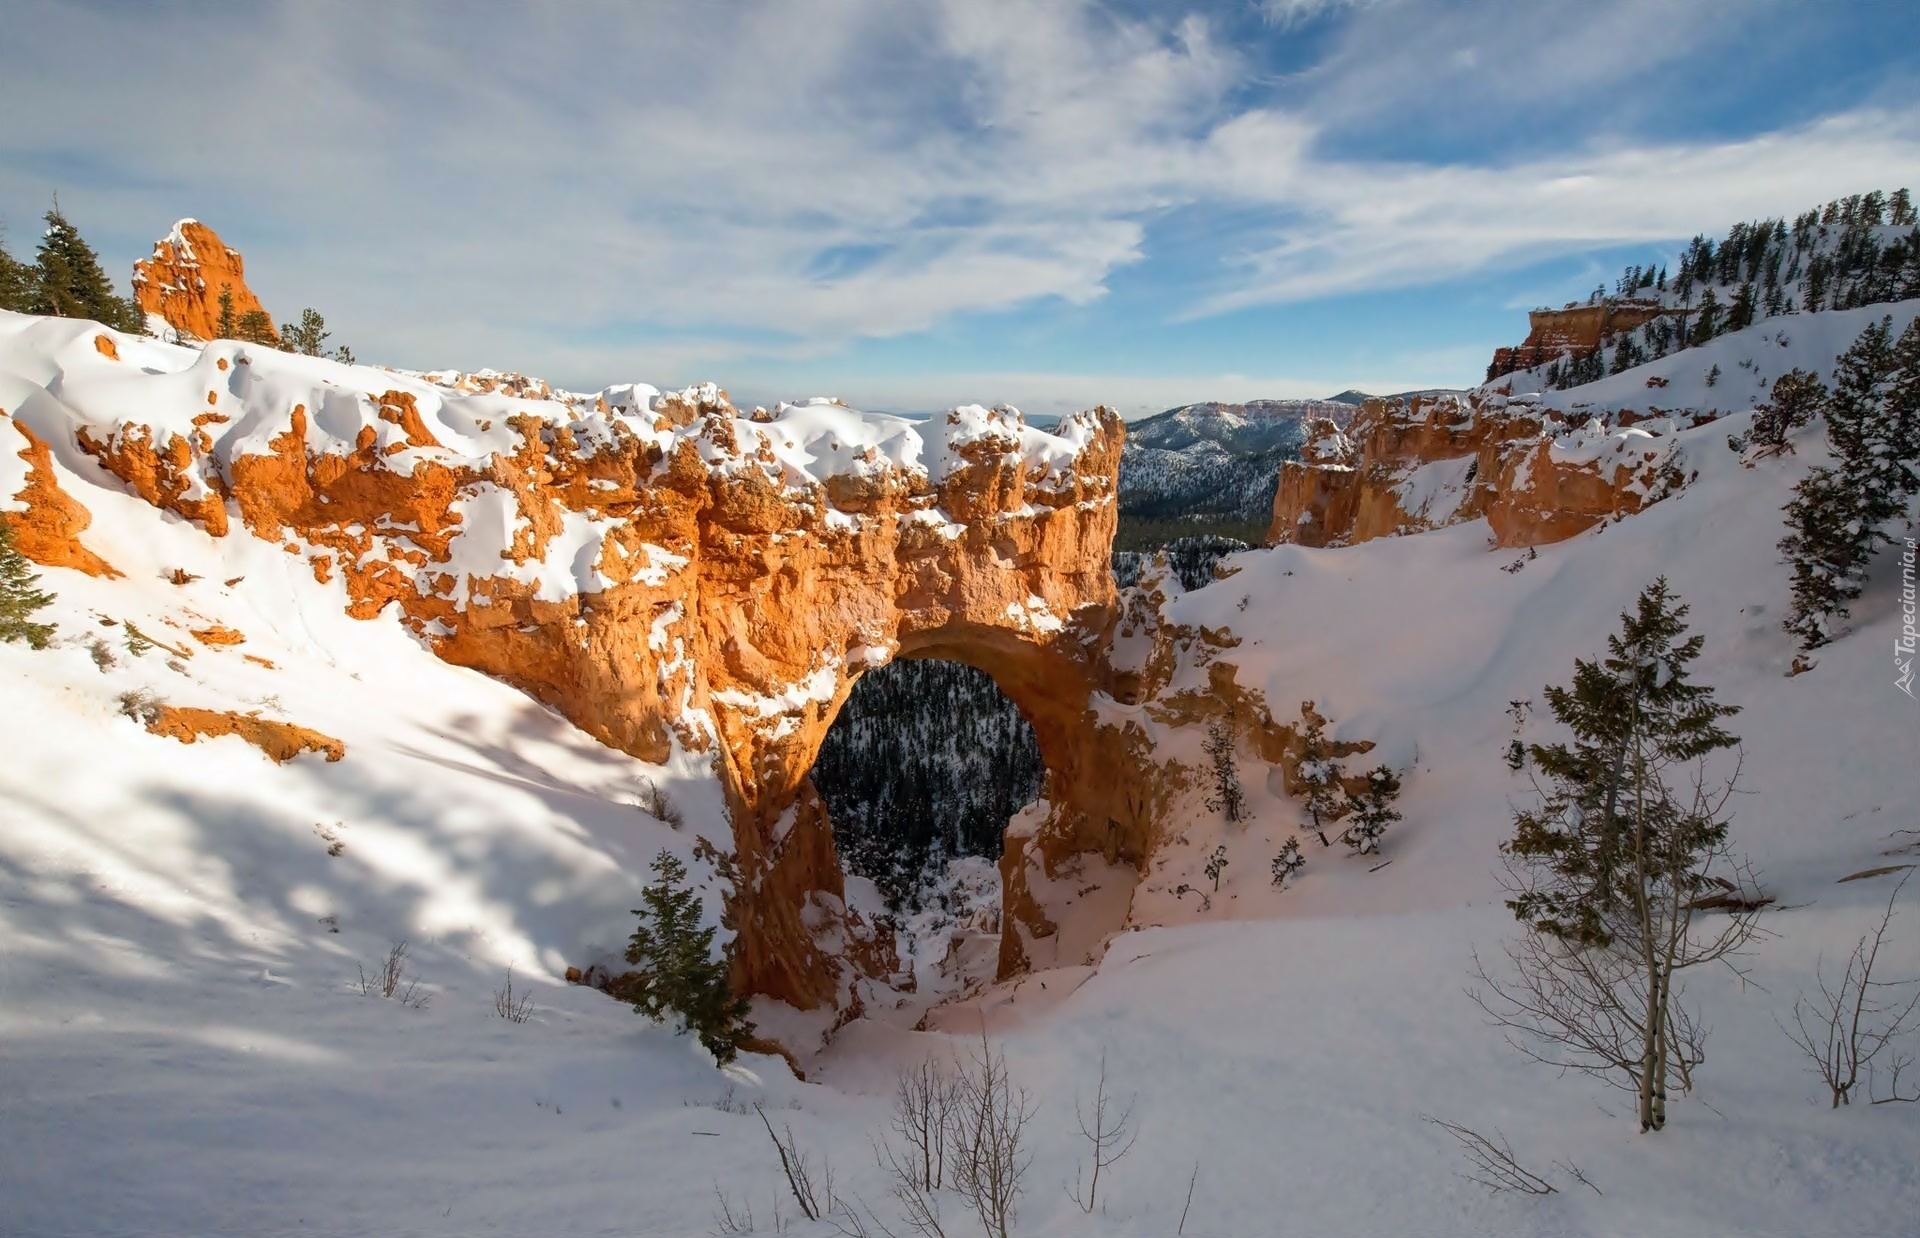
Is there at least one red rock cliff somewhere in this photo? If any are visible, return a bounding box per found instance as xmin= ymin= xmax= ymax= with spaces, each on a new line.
xmin=1269 ymin=393 xmax=1700 ymax=550
xmin=1489 ymin=299 xmax=1675 ymax=378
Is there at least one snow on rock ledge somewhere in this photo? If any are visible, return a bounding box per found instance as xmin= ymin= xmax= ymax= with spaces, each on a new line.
xmin=0 ymin=309 xmax=1129 ymax=1016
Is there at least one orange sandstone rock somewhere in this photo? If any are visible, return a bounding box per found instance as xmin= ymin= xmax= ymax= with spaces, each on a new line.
xmin=190 ymin=625 xmax=247 ymax=647
xmin=144 ymin=706 xmax=345 ymax=763
xmin=5 ymin=420 xmax=121 ymax=577
xmin=1270 ymin=393 xmax=1696 ymax=550
xmin=131 ymin=220 xmax=279 ymax=344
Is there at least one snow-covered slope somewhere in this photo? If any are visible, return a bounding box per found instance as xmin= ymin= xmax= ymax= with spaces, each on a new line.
xmin=1521 ymin=299 xmax=1920 ymax=416
xmin=2 ymin=306 xmax=1916 ymax=1236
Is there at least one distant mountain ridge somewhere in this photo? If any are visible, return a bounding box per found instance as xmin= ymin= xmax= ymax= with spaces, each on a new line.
xmin=1118 ymin=397 xmax=1353 ymax=525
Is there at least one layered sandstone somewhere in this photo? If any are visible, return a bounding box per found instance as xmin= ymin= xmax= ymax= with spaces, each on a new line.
xmin=0 ymin=312 xmax=1180 ymax=1022
xmin=1269 ymin=393 xmax=1694 ymax=550
xmin=1488 ymin=299 xmax=1675 ymax=378
xmin=132 ymin=220 xmax=279 ymax=343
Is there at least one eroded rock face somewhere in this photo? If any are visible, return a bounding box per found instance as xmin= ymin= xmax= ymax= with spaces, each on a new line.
xmin=132 ymin=221 xmax=278 ymax=343
xmin=1488 ymin=299 xmax=1676 ymax=378
xmin=1269 ymin=393 xmax=1698 ymax=550
xmin=1 ymin=314 xmax=1180 ymax=1021
xmin=4 ymin=417 xmax=119 ymax=577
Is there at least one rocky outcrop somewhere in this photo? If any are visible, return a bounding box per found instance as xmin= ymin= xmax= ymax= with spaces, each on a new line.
xmin=4 ymin=417 xmax=120 ymax=577
xmin=1 ymin=313 xmax=1193 ymax=1025
xmin=144 ymin=706 xmax=345 ymax=763
xmin=1489 ymin=299 xmax=1675 ymax=379
xmin=1269 ymin=393 xmax=1694 ymax=550
xmin=132 ymin=221 xmax=278 ymax=344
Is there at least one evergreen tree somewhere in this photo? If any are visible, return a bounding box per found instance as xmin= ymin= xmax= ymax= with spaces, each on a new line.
xmin=1340 ymin=765 xmax=1401 ymax=856
xmin=215 ymin=286 xmax=236 ymax=340
xmin=1891 ymin=188 xmax=1915 ymax=228
xmin=281 ymin=307 xmax=332 ymax=356
xmin=30 ymin=207 xmax=142 ymax=332
xmin=0 ymin=226 xmax=37 ymax=313
xmin=0 ymin=518 xmax=57 ymax=649
xmin=234 ymin=308 xmax=277 ymax=346
xmin=1506 ymin=578 xmax=1740 ymax=945
xmin=1294 ymin=704 xmax=1345 ymax=848
xmin=1689 ymin=288 xmax=1719 ymax=347
xmin=1886 ymin=316 xmax=1920 ymax=504
xmin=624 ymin=850 xmax=754 ymax=1064
xmin=1748 ymin=368 xmax=1827 ymax=454
xmin=1490 ymin=579 xmax=1749 ymax=1132
xmin=1270 ymin=837 xmax=1305 ymax=889
xmin=1825 ymin=316 xmax=1903 ymax=539
xmin=1726 ymin=282 xmax=1756 ymax=332
xmin=1805 ymin=257 xmax=1829 ymax=312
xmin=1779 ymin=467 xmax=1869 ymax=649
xmin=1203 ymin=719 xmax=1244 ymax=822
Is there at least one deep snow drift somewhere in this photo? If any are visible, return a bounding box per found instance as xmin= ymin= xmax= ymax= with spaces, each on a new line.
xmin=2 ymin=305 xmax=1918 ymax=1236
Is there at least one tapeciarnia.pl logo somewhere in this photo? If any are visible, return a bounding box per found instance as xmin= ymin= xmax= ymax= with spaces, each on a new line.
xmin=1899 ymin=537 xmax=1916 ymax=699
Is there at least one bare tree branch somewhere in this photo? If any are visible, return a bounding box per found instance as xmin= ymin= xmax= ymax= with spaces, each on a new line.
xmin=1073 ymin=1048 xmax=1138 ymax=1213
xmin=1422 ymin=1116 xmax=1556 ymax=1195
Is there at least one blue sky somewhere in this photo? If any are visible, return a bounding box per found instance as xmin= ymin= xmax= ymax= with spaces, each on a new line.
xmin=2 ymin=0 xmax=1916 ymax=416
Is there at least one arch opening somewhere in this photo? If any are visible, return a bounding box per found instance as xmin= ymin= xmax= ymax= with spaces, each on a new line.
xmin=810 ymin=657 xmax=1043 ymax=914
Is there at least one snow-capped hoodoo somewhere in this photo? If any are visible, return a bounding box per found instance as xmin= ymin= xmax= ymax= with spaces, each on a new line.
xmin=131 ymin=219 xmax=279 ymax=345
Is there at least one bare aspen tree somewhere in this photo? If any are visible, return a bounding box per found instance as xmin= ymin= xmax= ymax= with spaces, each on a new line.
xmin=889 ymin=1058 xmax=961 ymax=1192
xmin=1781 ymin=872 xmax=1920 ymax=1107
xmin=948 ymin=1025 xmax=1033 ymax=1238
xmin=1072 ymin=1049 xmax=1138 ymax=1213
xmin=1475 ymin=580 xmax=1761 ymax=1132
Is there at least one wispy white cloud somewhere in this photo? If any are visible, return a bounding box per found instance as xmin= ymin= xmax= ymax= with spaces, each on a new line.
xmin=1189 ymin=107 xmax=1920 ymax=315
xmin=0 ymin=0 xmax=1907 ymax=392
xmin=1258 ymin=0 xmax=1374 ymax=32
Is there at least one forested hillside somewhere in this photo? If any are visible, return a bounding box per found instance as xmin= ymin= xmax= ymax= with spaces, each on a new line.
xmin=1494 ymin=187 xmax=1918 ymax=390
xmin=810 ymin=659 xmax=1042 ymax=906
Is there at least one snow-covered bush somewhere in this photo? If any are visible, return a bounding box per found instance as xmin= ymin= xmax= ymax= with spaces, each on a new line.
xmin=1270 ymin=838 xmax=1305 ymax=889
xmin=1341 ymin=766 xmax=1403 ymax=856
xmin=1294 ymin=703 xmax=1346 ymax=847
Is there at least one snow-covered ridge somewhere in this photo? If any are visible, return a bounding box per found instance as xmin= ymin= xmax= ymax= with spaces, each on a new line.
xmin=0 ymin=313 xmax=1107 ymax=493
xmin=0 ymin=312 xmax=1118 ymax=617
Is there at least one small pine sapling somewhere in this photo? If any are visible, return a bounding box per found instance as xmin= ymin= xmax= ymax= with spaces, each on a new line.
xmin=1202 ymin=719 xmax=1244 ymax=822
xmin=626 ymin=850 xmax=755 ymax=1064
xmin=1294 ymin=703 xmax=1346 ymax=847
xmin=1270 ymin=838 xmax=1305 ymax=889
xmin=1203 ymin=844 xmax=1229 ymax=893
xmin=0 ymin=519 xmax=56 ymax=649
xmin=1341 ymin=765 xmax=1402 ymax=856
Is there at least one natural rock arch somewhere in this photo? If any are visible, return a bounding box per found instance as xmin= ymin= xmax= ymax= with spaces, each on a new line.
xmin=2 ymin=327 xmax=1171 ymax=1025
xmin=723 ymin=609 xmax=1162 ymax=1012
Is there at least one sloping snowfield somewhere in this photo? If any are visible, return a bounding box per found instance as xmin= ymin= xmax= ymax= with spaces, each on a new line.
xmin=3 ymin=309 xmax=1918 ymax=1235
